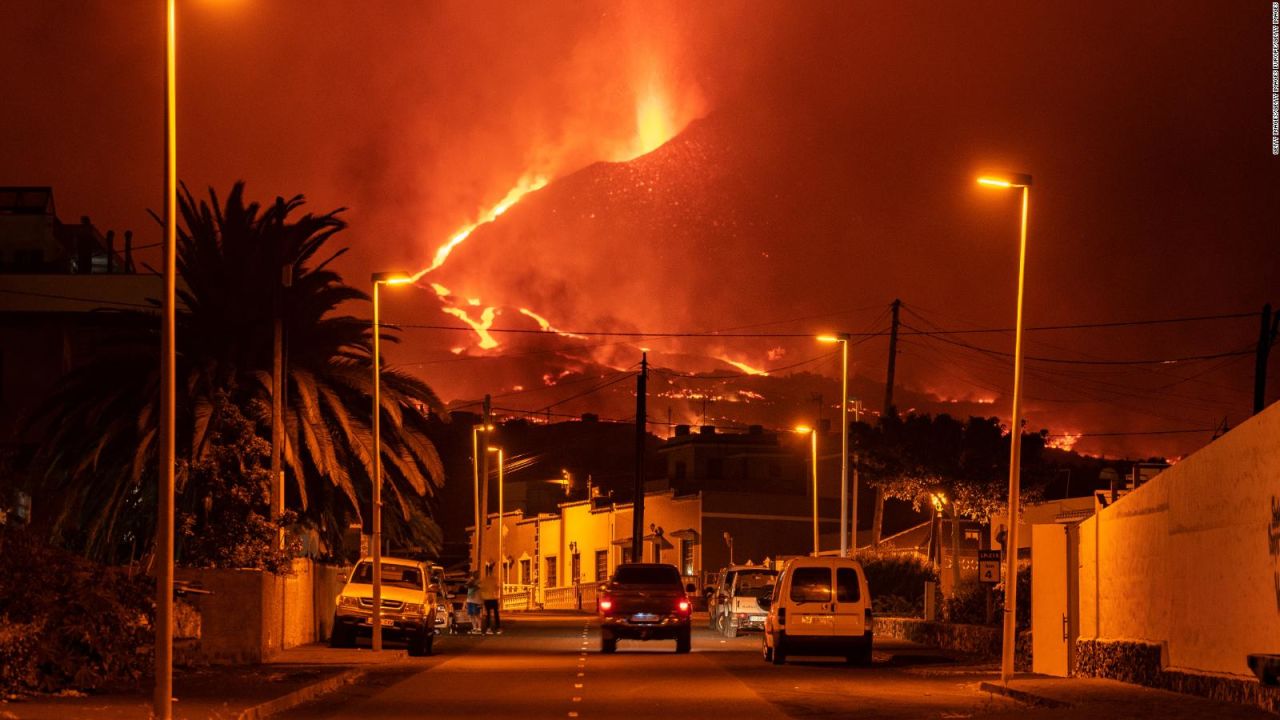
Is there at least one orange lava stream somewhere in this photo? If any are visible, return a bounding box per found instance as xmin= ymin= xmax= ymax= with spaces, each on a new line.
xmin=719 ymin=357 xmax=769 ymax=376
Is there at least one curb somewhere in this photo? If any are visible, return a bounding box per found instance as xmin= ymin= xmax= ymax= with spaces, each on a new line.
xmin=978 ymin=681 xmax=1074 ymax=709
xmin=236 ymin=651 xmax=408 ymax=720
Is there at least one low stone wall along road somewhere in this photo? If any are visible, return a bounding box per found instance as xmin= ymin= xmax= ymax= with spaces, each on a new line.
xmin=275 ymin=613 xmax=1276 ymax=720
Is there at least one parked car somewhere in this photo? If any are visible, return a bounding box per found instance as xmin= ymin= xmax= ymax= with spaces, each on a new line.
xmin=761 ymin=556 xmax=872 ymax=665
xmin=598 ymin=563 xmax=693 ymax=653
xmin=427 ymin=564 xmax=452 ymax=635
xmin=710 ymin=565 xmax=777 ymax=638
xmin=330 ymin=556 xmax=437 ymax=656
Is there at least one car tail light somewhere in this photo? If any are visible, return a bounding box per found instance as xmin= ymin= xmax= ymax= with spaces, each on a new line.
xmin=677 ymin=599 xmax=691 ymax=613
xmin=777 ymin=607 xmax=786 ymax=625
xmin=599 ymin=598 xmax=613 ymax=614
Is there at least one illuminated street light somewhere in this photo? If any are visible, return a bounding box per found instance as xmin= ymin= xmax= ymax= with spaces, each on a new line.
xmin=155 ymin=2 xmax=178 ymax=716
xmin=471 ymin=423 xmax=493 ymax=573
xmin=795 ymin=426 xmax=820 ymax=556
xmin=488 ymin=446 xmax=506 ymax=587
xmin=976 ymin=170 xmax=1032 ymax=684
xmin=370 ymin=270 xmax=413 ymax=652
xmin=817 ymin=333 xmax=851 ymax=556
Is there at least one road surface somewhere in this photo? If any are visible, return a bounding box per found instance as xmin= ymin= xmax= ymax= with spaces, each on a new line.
xmin=279 ymin=612 xmax=1023 ymax=719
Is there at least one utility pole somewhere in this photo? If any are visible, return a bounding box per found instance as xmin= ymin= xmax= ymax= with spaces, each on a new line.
xmin=270 ymin=263 xmax=291 ymax=548
xmin=851 ymin=398 xmax=862 ymax=552
xmin=631 ymin=353 xmax=647 ymax=564
xmin=872 ymin=299 xmax=901 ymax=548
xmin=478 ymin=395 xmax=491 ymax=573
xmin=1255 ymin=303 xmax=1278 ymax=414
xmin=884 ymin=299 xmax=900 ymax=415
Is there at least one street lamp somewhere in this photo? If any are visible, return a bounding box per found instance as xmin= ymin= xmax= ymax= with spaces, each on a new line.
xmin=471 ymin=423 xmax=493 ymax=573
xmin=795 ymin=426 xmax=820 ymax=556
xmin=817 ymin=333 xmax=851 ymax=556
xmin=370 ymin=270 xmax=413 ymax=652
xmin=976 ymin=171 xmax=1032 ymax=684
xmin=487 ymin=446 xmax=506 ymax=587
xmin=156 ymin=3 xmax=179 ymax=717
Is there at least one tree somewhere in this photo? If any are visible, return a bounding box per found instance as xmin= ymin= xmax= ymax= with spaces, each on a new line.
xmin=31 ymin=182 xmax=446 ymax=563
xmin=856 ymin=414 xmax=1047 ymax=592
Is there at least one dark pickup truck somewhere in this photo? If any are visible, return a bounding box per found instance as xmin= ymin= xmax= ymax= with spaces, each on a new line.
xmin=598 ymin=563 xmax=692 ymax=653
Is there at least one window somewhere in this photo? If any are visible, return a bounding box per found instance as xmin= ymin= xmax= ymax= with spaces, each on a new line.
xmin=836 ymin=567 xmax=861 ymax=603
xmin=621 ymin=547 xmax=633 ymax=564
xmin=595 ymin=550 xmax=609 ymax=582
xmin=520 ymin=558 xmax=531 ymax=585
xmin=350 ymin=562 xmax=423 ymax=591
xmin=680 ymin=539 xmax=694 ymax=576
xmin=571 ymin=553 xmax=581 ymax=584
xmin=613 ymin=565 xmax=681 ymax=586
xmin=545 ymin=556 xmax=558 ymax=587
xmin=734 ymin=570 xmax=777 ymax=598
xmin=789 ymin=567 xmax=832 ymax=603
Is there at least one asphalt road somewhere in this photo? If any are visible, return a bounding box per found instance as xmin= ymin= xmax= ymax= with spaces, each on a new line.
xmin=279 ymin=612 xmax=1033 ymax=720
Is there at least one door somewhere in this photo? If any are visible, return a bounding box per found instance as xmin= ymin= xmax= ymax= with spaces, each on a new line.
xmin=832 ymin=565 xmax=867 ymax=637
xmin=1032 ymin=524 xmax=1070 ymax=676
xmin=786 ymin=563 xmax=834 ymax=637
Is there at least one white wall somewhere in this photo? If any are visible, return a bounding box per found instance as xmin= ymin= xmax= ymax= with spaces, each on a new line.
xmin=1077 ymin=401 xmax=1280 ymax=677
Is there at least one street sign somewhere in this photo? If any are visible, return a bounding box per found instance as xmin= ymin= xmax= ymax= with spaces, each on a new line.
xmin=978 ymin=550 xmax=1001 ymax=584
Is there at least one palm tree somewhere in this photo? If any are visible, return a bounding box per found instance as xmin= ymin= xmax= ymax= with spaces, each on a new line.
xmin=32 ymin=182 xmax=445 ymax=563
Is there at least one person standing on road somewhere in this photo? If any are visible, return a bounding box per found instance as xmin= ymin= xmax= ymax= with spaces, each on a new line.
xmin=478 ymin=571 xmax=502 ymax=634
xmin=465 ymin=573 xmax=483 ymax=634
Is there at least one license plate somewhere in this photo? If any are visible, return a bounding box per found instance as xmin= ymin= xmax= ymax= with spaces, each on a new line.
xmin=750 ymin=615 xmax=766 ymax=623
xmin=631 ymin=613 xmax=659 ymax=623
xmin=380 ymin=618 xmax=395 ymax=627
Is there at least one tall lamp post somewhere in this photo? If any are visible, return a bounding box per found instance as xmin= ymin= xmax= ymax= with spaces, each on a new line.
xmin=817 ymin=333 xmax=851 ymax=556
xmin=471 ymin=423 xmax=493 ymax=572
xmin=370 ymin=271 xmax=413 ymax=651
xmin=795 ymin=426 xmax=819 ymax=556
xmin=488 ymin=447 xmax=506 ymax=587
xmin=156 ymin=2 xmax=178 ymax=717
xmin=977 ymin=172 xmax=1032 ymax=684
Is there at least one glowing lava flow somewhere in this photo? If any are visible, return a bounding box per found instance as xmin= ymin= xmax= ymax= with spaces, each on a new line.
xmin=411 ymin=78 xmax=697 ymax=352
xmin=519 ymin=308 xmax=588 ymax=339
xmin=719 ymin=357 xmax=769 ymax=376
xmin=411 ymin=173 xmax=548 ymax=283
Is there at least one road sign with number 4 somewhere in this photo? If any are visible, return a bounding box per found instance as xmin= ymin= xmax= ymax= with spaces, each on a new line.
xmin=978 ymin=550 xmax=1001 ymax=584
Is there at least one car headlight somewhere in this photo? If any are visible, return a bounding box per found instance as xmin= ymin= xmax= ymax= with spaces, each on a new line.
xmin=402 ymin=602 xmax=426 ymax=616
xmin=338 ymin=595 xmax=361 ymax=609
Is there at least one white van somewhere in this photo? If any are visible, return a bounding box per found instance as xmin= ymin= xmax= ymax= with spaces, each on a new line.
xmin=760 ymin=556 xmax=873 ymax=665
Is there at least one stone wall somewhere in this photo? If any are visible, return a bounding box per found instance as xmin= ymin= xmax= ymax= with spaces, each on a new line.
xmin=874 ymin=616 xmax=1031 ymax=670
xmin=1076 ymin=638 xmax=1280 ymax=714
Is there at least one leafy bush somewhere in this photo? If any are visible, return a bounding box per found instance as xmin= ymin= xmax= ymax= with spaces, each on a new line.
xmin=944 ymin=561 xmax=1031 ymax=630
xmin=994 ymin=561 xmax=1032 ymax=632
xmin=0 ymin=526 xmax=153 ymax=694
xmin=177 ymin=395 xmax=298 ymax=573
xmin=942 ymin=580 xmax=992 ymax=625
xmin=855 ymin=550 xmax=938 ymax=616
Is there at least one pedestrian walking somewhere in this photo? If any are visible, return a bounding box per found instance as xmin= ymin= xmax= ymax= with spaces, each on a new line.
xmin=478 ymin=571 xmax=502 ymax=634
xmin=465 ymin=573 xmax=483 ymax=634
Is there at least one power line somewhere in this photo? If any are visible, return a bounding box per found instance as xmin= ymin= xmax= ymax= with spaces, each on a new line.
xmin=389 ymin=308 xmax=1255 ymax=341
xmin=900 ymin=321 xmax=1254 ymax=366
xmin=0 ymin=287 xmax=156 ymax=310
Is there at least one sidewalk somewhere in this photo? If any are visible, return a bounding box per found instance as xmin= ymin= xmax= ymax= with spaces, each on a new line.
xmin=978 ymin=675 xmax=1279 ymax=719
xmin=0 ymin=644 xmax=408 ymax=720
